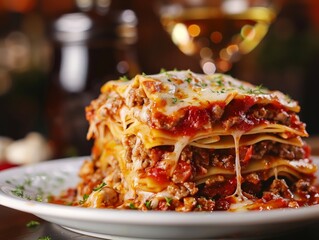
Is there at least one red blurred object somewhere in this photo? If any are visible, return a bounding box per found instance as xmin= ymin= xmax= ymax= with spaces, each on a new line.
xmin=0 ymin=161 xmax=18 ymax=171
xmin=1 ymin=0 xmax=36 ymax=13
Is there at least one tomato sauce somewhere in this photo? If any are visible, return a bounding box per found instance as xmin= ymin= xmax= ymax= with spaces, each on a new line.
xmin=148 ymin=167 xmax=170 ymax=185
xmin=172 ymin=107 xmax=210 ymax=136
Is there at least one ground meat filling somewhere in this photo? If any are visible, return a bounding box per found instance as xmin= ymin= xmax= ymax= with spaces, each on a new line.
xmin=121 ymin=135 xmax=307 ymax=182
xmin=191 ymin=141 xmax=307 ymax=174
xmin=121 ymin=136 xmax=311 ymax=206
xmin=252 ymin=141 xmax=306 ymax=160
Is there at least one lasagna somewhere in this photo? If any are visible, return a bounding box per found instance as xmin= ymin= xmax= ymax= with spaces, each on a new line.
xmin=60 ymin=70 xmax=319 ymax=211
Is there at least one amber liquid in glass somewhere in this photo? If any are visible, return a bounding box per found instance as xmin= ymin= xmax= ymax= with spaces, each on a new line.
xmin=161 ymin=7 xmax=276 ymax=71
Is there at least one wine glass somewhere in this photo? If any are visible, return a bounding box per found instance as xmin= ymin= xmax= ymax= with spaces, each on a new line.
xmin=157 ymin=0 xmax=282 ymax=73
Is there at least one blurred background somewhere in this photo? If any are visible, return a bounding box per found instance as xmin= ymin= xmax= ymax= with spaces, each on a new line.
xmin=0 ymin=0 xmax=319 ymax=164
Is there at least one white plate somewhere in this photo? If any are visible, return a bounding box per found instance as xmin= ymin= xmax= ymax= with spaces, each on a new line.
xmin=1 ymin=156 xmax=319 ymax=240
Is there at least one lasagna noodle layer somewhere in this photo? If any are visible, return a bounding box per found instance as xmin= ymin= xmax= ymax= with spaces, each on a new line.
xmin=96 ymin=131 xmax=315 ymax=195
xmin=195 ymin=158 xmax=316 ymax=185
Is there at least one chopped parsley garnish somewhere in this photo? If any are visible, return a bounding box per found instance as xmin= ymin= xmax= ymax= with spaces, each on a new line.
xmin=36 ymin=195 xmax=43 ymax=202
xmin=119 ymin=75 xmax=129 ymax=81
xmin=24 ymin=178 xmax=32 ymax=186
xmin=172 ymin=97 xmax=178 ymax=104
xmin=195 ymin=82 xmax=208 ymax=88
xmin=129 ymin=202 xmax=137 ymax=209
xmin=160 ymin=68 xmax=167 ymax=73
xmin=239 ymin=85 xmax=246 ymax=91
xmin=93 ymin=182 xmax=106 ymax=192
xmin=246 ymin=85 xmax=267 ymax=95
xmin=213 ymin=75 xmax=224 ymax=86
xmin=37 ymin=236 xmax=51 ymax=240
xmin=165 ymin=197 xmax=173 ymax=206
xmin=211 ymin=88 xmax=226 ymax=94
xmin=239 ymin=84 xmax=267 ymax=95
xmin=196 ymin=204 xmax=202 ymax=209
xmin=145 ymin=200 xmax=152 ymax=210
xmin=79 ymin=194 xmax=89 ymax=204
xmin=26 ymin=220 xmax=40 ymax=228
xmin=11 ymin=185 xmax=25 ymax=198
xmin=185 ymin=77 xmax=192 ymax=83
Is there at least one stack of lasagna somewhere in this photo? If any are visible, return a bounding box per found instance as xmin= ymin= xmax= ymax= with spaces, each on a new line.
xmin=74 ymin=70 xmax=318 ymax=211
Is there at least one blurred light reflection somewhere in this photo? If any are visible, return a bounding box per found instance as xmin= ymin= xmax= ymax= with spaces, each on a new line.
xmin=76 ymin=0 xmax=93 ymax=11
xmin=200 ymin=47 xmax=213 ymax=59
xmin=96 ymin=0 xmax=111 ymax=14
xmin=188 ymin=24 xmax=201 ymax=37
xmin=202 ymin=61 xmax=216 ymax=74
xmin=59 ymin=44 xmax=88 ymax=92
xmin=222 ymin=0 xmax=248 ymax=14
xmin=171 ymin=23 xmax=196 ymax=55
xmin=210 ymin=31 xmax=223 ymax=44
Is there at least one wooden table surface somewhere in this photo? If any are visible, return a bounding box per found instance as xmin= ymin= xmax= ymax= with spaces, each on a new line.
xmin=0 ymin=204 xmax=319 ymax=240
xmin=0 ymin=205 xmax=100 ymax=240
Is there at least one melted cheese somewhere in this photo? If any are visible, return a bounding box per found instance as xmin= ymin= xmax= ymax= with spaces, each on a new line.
xmin=101 ymin=71 xmax=300 ymax=121
xmin=231 ymin=131 xmax=246 ymax=200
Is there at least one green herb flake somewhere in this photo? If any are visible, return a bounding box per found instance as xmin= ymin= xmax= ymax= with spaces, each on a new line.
xmin=46 ymin=195 xmax=53 ymax=203
xmin=79 ymin=194 xmax=90 ymax=204
xmin=93 ymin=182 xmax=106 ymax=192
xmin=37 ymin=236 xmax=51 ymax=240
xmin=246 ymin=85 xmax=267 ymax=95
xmin=172 ymin=97 xmax=178 ymax=104
xmin=239 ymin=85 xmax=246 ymax=91
xmin=220 ymin=88 xmax=226 ymax=93
xmin=24 ymin=178 xmax=32 ymax=186
xmin=11 ymin=185 xmax=25 ymax=198
xmin=160 ymin=68 xmax=167 ymax=73
xmin=165 ymin=197 xmax=173 ymax=206
xmin=214 ymin=75 xmax=224 ymax=86
xmin=145 ymin=200 xmax=152 ymax=210
xmin=36 ymin=195 xmax=43 ymax=202
xmin=119 ymin=75 xmax=129 ymax=81
xmin=26 ymin=220 xmax=40 ymax=228
xmin=211 ymin=88 xmax=226 ymax=94
xmin=129 ymin=202 xmax=137 ymax=209
xmin=185 ymin=77 xmax=192 ymax=83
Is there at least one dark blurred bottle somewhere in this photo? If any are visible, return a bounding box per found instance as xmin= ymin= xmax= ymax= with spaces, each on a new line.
xmin=46 ymin=0 xmax=140 ymax=158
